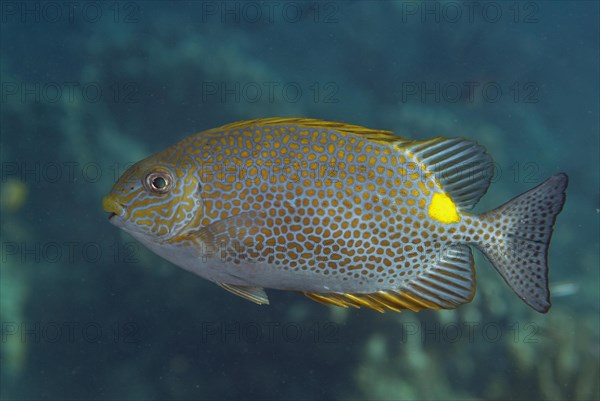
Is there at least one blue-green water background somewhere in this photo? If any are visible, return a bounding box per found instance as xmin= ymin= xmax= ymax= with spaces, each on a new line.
xmin=1 ymin=1 xmax=599 ymax=400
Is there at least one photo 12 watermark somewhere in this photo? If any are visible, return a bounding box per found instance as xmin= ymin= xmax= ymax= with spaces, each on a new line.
xmin=0 ymin=1 xmax=141 ymax=24
xmin=197 ymin=1 xmax=340 ymax=24
xmin=196 ymin=320 xmax=541 ymax=345
xmin=399 ymin=81 xmax=540 ymax=104
xmin=199 ymin=321 xmax=340 ymax=344
xmin=1 ymin=161 xmax=106 ymax=184
xmin=1 ymin=321 xmax=142 ymax=344
xmin=396 ymin=1 xmax=540 ymax=24
xmin=1 ymin=81 xmax=141 ymax=104
xmin=200 ymin=81 xmax=339 ymax=104
xmin=1 ymin=241 xmax=141 ymax=265
xmin=0 ymin=160 xmax=544 ymax=186
xmin=194 ymin=160 xmax=543 ymax=188
xmin=396 ymin=321 xmax=540 ymax=344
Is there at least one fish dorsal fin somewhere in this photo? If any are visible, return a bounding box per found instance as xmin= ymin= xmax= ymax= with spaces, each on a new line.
xmin=304 ymin=244 xmax=475 ymax=312
xmin=400 ymin=137 xmax=494 ymax=210
xmin=210 ymin=117 xmax=409 ymax=145
xmin=218 ymin=283 xmax=269 ymax=305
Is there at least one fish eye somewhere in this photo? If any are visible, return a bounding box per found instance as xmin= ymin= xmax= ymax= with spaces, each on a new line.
xmin=144 ymin=170 xmax=173 ymax=194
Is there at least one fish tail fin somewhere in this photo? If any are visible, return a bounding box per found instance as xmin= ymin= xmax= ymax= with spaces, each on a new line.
xmin=476 ymin=173 xmax=568 ymax=313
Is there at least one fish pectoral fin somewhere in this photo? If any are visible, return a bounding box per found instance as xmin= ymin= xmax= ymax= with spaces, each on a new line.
xmin=218 ymin=283 xmax=269 ymax=305
xmin=175 ymin=211 xmax=269 ymax=261
xmin=304 ymin=244 xmax=475 ymax=313
xmin=189 ymin=211 xmax=267 ymax=247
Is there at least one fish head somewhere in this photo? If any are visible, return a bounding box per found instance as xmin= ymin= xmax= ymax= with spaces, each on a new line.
xmin=102 ymin=149 xmax=203 ymax=242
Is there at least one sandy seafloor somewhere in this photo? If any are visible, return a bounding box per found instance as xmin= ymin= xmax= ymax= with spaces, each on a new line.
xmin=1 ymin=1 xmax=598 ymax=400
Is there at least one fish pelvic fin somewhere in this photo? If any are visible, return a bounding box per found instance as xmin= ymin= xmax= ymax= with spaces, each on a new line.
xmin=218 ymin=283 xmax=269 ymax=305
xmin=477 ymin=173 xmax=568 ymax=313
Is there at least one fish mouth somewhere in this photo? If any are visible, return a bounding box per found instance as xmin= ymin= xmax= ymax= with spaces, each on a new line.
xmin=102 ymin=195 xmax=126 ymax=219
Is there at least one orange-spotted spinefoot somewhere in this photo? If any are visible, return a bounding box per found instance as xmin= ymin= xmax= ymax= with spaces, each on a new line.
xmin=103 ymin=118 xmax=568 ymax=313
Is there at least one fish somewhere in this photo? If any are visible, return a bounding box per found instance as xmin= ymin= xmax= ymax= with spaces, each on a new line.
xmin=102 ymin=118 xmax=568 ymax=313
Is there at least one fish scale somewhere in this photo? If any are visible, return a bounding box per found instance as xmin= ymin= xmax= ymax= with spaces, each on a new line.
xmin=103 ymin=118 xmax=568 ymax=313
xmin=188 ymin=127 xmax=449 ymax=288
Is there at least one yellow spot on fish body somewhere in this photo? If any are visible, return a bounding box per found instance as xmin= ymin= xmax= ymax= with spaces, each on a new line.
xmin=428 ymin=193 xmax=460 ymax=224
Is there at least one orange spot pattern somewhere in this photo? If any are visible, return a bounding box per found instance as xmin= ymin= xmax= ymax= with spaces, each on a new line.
xmin=162 ymin=122 xmax=486 ymax=291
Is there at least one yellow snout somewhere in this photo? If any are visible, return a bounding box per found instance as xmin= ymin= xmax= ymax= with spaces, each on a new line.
xmin=102 ymin=194 xmax=126 ymax=216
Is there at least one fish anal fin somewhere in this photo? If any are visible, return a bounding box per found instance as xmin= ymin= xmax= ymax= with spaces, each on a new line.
xmin=400 ymin=137 xmax=494 ymax=210
xmin=303 ymin=291 xmax=421 ymax=313
xmin=303 ymin=244 xmax=475 ymax=313
xmin=303 ymin=292 xmax=361 ymax=309
xmin=403 ymin=243 xmax=476 ymax=309
xmin=218 ymin=283 xmax=269 ymax=305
